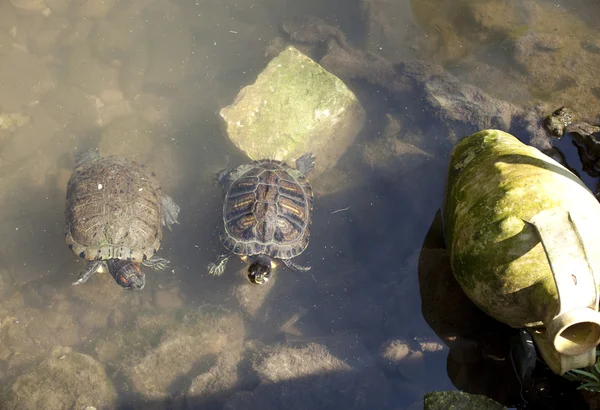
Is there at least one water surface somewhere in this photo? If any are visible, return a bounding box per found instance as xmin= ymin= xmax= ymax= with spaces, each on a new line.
xmin=0 ymin=0 xmax=599 ymax=408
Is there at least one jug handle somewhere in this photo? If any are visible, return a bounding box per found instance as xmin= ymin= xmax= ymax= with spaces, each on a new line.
xmin=526 ymin=208 xmax=600 ymax=356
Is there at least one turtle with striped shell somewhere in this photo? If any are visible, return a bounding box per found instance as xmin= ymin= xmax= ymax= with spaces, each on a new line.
xmin=208 ymin=153 xmax=315 ymax=285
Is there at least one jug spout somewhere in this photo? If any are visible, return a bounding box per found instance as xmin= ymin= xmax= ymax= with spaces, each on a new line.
xmin=546 ymin=308 xmax=600 ymax=356
xmin=529 ymin=327 xmax=596 ymax=375
xmin=529 ymin=208 xmax=600 ymax=356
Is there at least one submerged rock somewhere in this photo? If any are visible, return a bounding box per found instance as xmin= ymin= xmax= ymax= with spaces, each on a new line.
xmin=98 ymin=114 xmax=156 ymax=161
xmin=280 ymin=16 xmax=538 ymax=148
xmin=6 ymin=346 xmax=116 ymax=410
xmin=95 ymin=309 xmax=245 ymax=404
xmin=92 ymin=9 xmax=146 ymax=63
xmin=565 ymin=120 xmax=600 ymax=178
xmin=360 ymin=0 xmax=418 ymax=64
xmin=423 ymin=72 xmax=518 ymax=139
xmin=424 ymin=391 xmax=507 ymax=410
xmin=0 ymin=49 xmax=55 ymax=112
xmin=220 ymin=46 xmax=365 ymax=177
xmin=224 ymin=337 xmax=389 ymax=410
xmin=64 ymin=43 xmax=119 ymax=95
xmin=544 ymin=106 xmax=576 ymax=138
xmin=186 ymin=346 xmax=245 ymax=410
xmin=379 ymin=339 xmax=426 ymax=382
xmin=142 ymin=4 xmax=191 ymax=93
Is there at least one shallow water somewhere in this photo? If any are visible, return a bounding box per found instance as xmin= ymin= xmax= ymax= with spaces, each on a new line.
xmin=1 ymin=0 xmax=599 ymax=409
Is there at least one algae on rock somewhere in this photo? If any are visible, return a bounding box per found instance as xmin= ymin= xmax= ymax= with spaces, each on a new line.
xmin=224 ymin=337 xmax=389 ymax=410
xmin=424 ymin=391 xmax=507 ymax=410
xmin=220 ymin=46 xmax=365 ymax=176
xmin=94 ymin=308 xmax=245 ymax=404
xmin=6 ymin=346 xmax=116 ymax=410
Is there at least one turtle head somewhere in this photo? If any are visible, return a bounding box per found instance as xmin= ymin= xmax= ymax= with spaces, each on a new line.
xmin=247 ymin=256 xmax=272 ymax=285
xmin=106 ymin=259 xmax=146 ymax=290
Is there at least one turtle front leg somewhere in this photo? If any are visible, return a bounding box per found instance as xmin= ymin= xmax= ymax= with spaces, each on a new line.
xmin=72 ymin=260 xmax=104 ymax=286
xmin=161 ymin=195 xmax=181 ymax=231
xmin=295 ymin=152 xmax=315 ymax=176
xmin=282 ymin=258 xmax=311 ymax=272
xmin=142 ymin=256 xmax=170 ymax=270
xmin=208 ymin=253 xmax=232 ymax=276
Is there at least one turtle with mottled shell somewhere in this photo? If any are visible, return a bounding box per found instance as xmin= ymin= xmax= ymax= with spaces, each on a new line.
xmin=65 ymin=149 xmax=180 ymax=290
xmin=208 ymin=153 xmax=315 ymax=285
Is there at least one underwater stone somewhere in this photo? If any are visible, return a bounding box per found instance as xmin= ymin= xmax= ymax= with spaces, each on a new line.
xmin=220 ymin=46 xmax=365 ymax=176
xmin=424 ymin=391 xmax=507 ymax=410
xmin=379 ymin=339 xmax=426 ymax=381
xmin=224 ymin=337 xmax=389 ymax=410
xmin=122 ymin=312 xmax=245 ymax=401
xmin=6 ymin=346 xmax=116 ymax=410
xmin=544 ymin=106 xmax=576 ymax=138
xmin=361 ymin=0 xmax=415 ymax=64
xmin=0 ymin=49 xmax=55 ymax=112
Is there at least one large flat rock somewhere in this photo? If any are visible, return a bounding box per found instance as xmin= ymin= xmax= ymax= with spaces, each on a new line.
xmin=220 ymin=46 xmax=364 ymax=176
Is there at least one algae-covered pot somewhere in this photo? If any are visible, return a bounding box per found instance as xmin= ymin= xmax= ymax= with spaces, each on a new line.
xmin=443 ymin=129 xmax=600 ymax=366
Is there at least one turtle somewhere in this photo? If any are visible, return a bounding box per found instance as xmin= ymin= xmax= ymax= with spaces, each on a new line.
xmin=208 ymin=152 xmax=315 ymax=285
xmin=65 ymin=149 xmax=180 ymax=290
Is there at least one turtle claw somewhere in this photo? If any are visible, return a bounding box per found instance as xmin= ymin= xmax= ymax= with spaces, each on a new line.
xmin=161 ymin=195 xmax=180 ymax=232
xmin=208 ymin=254 xmax=231 ymax=276
xmin=72 ymin=260 xmax=103 ymax=286
xmin=282 ymin=258 xmax=311 ymax=272
xmin=142 ymin=256 xmax=169 ymax=270
xmin=207 ymin=262 xmax=223 ymax=276
xmin=295 ymin=152 xmax=315 ymax=176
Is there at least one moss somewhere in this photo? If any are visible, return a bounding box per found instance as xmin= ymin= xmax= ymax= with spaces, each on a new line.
xmin=444 ymin=130 xmax=600 ymax=328
xmin=424 ymin=391 xmax=507 ymax=410
xmin=220 ymin=46 xmax=364 ymax=173
xmin=6 ymin=347 xmax=116 ymax=410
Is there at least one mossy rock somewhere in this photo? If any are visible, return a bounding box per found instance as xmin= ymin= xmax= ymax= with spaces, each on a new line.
xmin=220 ymin=46 xmax=365 ymax=177
xmin=424 ymin=391 xmax=506 ymax=410
xmin=443 ymin=129 xmax=600 ymax=328
xmin=6 ymin=346 xmax=116 ymax=410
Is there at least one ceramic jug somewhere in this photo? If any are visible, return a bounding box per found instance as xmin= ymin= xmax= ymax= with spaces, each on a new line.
xmin=443 ymin=129 xmax=600 ymax=374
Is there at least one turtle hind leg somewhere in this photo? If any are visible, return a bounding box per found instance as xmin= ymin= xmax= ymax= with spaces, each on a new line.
xmin=143 ymin=256 xmax=170 ymax=270
xmin=282 ymin=258 xmax=311 ymax=272
xmin=295 ymin=152 xmax=315 ymax=176
xmin=208 ymin=253 xmax=232 ymax=276
xmin=161 ymin=195 xmax=181 ymax=231
xmin=72 ymin=260 xmax=104 ymax=286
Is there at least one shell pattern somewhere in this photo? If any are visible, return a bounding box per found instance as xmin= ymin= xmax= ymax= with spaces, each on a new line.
xmin=221 ymin=159 xmax=313 ymax=260
xmin=65 ymin=155 xmax=163 ymax=263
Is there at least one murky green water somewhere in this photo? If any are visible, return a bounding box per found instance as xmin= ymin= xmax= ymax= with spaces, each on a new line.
xmin=1 ymin=0 xmax=599 ymax=409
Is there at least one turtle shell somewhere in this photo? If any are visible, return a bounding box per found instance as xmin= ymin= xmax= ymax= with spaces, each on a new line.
xmin=221 ymin=159 xmax=313 ymax=260
xmin=65 ymin=154 xmax=163 ymax=263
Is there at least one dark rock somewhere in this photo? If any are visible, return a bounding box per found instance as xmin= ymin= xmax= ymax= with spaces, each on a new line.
xmin=423 ymin=72 xmax=517 ymax=136
xmin=543 ymin=106 xmax=576 ymax=138
xmin=424 ymin=391 xmax=507 ymax=410
xmin=566 ymin=121 xmax=600 ymax=177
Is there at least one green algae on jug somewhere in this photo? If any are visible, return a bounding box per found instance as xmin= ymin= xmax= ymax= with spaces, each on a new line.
xmin=443 ymin=129 xmax=600 ymax=373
